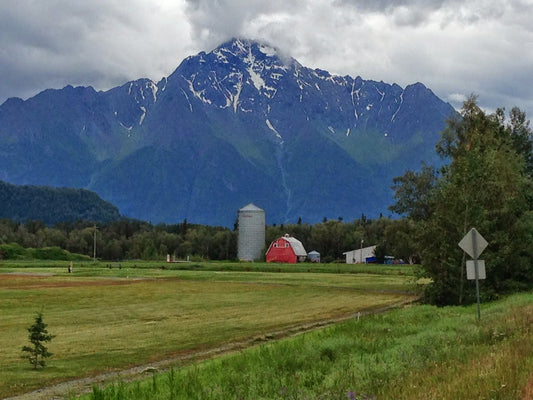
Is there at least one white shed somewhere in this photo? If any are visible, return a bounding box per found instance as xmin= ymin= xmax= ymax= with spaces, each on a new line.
xmin=343 ymin=245 xmax=377 ymax=264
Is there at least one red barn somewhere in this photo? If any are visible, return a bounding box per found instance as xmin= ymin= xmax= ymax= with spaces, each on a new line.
xmin=265 ymin=234 xmax=307 ymax=263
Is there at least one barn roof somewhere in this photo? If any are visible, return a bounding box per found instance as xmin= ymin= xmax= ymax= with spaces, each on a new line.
xmin=283 ymin=235 xmax=307 ymax=256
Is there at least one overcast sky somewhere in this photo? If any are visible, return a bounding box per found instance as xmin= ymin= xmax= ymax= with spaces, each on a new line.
xmin=1 ymin=0 xmax=532 ymax=117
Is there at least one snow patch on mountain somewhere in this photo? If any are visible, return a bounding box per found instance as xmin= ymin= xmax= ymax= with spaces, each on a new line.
xmin=181 ymin=89 xmax=193 ymax=112
xmin=244 ymin=48 xmax=266 ymax=91
xmin=391 ymin=91 xmax=404 ymax=122
xmin=230 ymin=75 xmax=243 ymax=113
xmin=139 ymin=106 xmax=146 ymax=125
xmin=185 ymin=74 xmax=211 ymax=104
xmin=148 ymin=81 xmax=158 ymax=102
xmin=266 ymin=119 xmax=282 ymax=139
xmin=214 ymin=48 xmax=230 ymax=64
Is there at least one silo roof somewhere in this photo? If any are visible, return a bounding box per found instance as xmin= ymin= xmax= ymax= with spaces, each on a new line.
xmin=240 ymin=203 xmax=264 ymax=211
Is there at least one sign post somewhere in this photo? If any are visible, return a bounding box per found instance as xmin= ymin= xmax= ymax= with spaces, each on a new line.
xmin=458 ymin=228 xmax=488 ymax=320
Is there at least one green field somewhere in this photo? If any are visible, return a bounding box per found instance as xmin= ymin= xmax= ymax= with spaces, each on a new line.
xmin=3 ymin=261 xmax=530 ymax=399
xmin=0 ymin=261 xmax=416 ymax=398
xmin=82 ymin=291 xmax=533 ymax=400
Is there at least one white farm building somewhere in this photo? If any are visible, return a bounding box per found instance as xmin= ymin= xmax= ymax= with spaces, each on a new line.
xmin=343 ymin=245 xmax=377 ymax=264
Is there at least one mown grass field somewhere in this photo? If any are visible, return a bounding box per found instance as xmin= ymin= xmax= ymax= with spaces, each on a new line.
xmin=0 ymin=261 xmax=417 ymax=398
xmin=82 ymin=292 xmax=533 ymax=400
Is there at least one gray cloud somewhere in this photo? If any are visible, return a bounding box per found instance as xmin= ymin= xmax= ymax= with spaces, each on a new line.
xmin=0 ymin=0 xmax=192 ymax=101
xmin=184 ymin=0 xmax=306 ymax=51
xmin=1 ymin=0 xmax=532 ymax=118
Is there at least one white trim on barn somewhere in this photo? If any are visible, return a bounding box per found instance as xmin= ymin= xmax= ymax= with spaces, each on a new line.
xmin=343 ymin=245 xmax=377 ymax=264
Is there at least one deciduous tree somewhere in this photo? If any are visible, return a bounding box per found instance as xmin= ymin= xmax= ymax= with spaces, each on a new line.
xmin=392 ymin=96 xmax=533 ymax=305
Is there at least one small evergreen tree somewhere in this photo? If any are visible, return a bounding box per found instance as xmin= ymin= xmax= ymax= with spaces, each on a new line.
xmin=21 ymin=311 xmax=54 ymax=369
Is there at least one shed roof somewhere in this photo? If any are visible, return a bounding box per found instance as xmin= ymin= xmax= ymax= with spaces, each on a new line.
xmin=342 ymin=245 xmax=376 ymax=255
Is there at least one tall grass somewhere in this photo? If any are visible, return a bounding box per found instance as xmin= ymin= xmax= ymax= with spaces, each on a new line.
xmin=80 ymin=292 xmax=533 ymax=400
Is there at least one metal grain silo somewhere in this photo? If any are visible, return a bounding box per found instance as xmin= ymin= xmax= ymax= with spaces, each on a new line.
xmin=237 ymin=203 xmax=265 ymax=261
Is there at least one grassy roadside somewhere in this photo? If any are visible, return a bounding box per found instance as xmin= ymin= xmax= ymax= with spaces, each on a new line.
xmin=0 ymin=264 xmax=416 ymax=398
xmin=80 ymin=292 xmax=533 ymax=400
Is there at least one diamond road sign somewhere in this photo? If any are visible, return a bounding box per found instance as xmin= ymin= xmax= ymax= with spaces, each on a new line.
xmin=459 ymin=228 xmax=488 ymax=259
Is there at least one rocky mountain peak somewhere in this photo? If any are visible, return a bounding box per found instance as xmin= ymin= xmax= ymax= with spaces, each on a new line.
xmin=0 ymin=39 xmax=456 ymax=226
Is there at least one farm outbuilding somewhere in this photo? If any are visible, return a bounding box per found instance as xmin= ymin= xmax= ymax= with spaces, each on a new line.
xmin=266 ymin=234 xmax=307 ymax=263
xmin=343 ymin=245 xmax=377 ymax=264
xmin=308 ymin=250 xmax=320 ymax=263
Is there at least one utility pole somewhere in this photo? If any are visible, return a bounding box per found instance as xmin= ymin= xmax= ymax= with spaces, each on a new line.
xmin=360 ymin=239 xmax=364 ymax=263
xmin=93 ymin=225 xmax=97 ymax=262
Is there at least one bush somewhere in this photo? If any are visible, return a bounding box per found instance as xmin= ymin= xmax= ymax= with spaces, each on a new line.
xmin=0 ymin=243 xmax=26 ymax=259
xmin=30 ymin=247 xmax=71 ymax=260
xmin=0 ymin=243 xmax=90 ymax=261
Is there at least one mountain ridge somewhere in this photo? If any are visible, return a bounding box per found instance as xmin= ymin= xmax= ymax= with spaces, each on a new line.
xmin=0 ymin=38 xmax=455 ymax=226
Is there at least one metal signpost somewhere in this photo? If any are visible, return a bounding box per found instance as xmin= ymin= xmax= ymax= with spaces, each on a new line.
xmin=458 ymin=228 xmax=488 ymax=320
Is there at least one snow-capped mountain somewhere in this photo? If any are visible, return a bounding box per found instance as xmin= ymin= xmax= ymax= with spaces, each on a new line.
xmin=0 ymin=39 xmax=455 ymax=226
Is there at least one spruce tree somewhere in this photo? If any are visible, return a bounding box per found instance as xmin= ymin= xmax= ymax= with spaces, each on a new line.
xmin=21 ymin=311 xmax=54 ymax=369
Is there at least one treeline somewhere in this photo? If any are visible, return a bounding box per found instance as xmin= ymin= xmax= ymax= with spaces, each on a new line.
xmin=0 ymin=217 xmax=412 ymax=263
xmin=0 ymin=181 xmax=121 ymax=225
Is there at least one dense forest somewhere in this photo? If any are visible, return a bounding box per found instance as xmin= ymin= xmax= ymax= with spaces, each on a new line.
xmin=0 ymin=216 xmax=405 ymax=263
xmin=0 ymin=181 xmax=121 ymax=225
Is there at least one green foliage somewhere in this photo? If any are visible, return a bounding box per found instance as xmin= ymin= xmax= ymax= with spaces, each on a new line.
xmin=29 ymin=247 xmax=85 ymax=261
xmin=0 ymin=242 xmax=26 ymax=259
xmin=0 ymin=215 xmax=407 ymax=263
xmin=375 ymin=218 xmax=420 ymax=264
xmin=391 ymin=96 xmax=533 ymax=305
xmin=0 ymin=181 xmax=121 ymax=226
xmin=389 ymin=163 xmax=438 ymax=221
xmin=0 ymin=243 xmax=90 ymax=261
xmin=21 ymin=311 xmax=54 ymax=369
